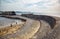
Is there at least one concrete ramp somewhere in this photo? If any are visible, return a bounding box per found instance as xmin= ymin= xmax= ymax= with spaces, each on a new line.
xmin=0 ymin=16 xmax=40 ymax=39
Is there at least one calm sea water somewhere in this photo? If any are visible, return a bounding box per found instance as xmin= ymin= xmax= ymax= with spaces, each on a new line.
xmin=16 ymin=13 xmax=22 ymax=15
xmin=15 ymin=12 xmax=60 ymax=17
xmin=15 ymin=12 xmax=33 ymax=15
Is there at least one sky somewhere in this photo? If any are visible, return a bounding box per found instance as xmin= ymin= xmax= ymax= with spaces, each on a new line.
xmin=0 ymin=0 xmax=60 ymax=17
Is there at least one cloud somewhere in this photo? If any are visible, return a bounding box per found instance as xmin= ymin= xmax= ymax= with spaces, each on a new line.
xmin=1 ymin=0 xmax=14 ymax=3
xmin=0 ymin=0 xmax=60 ymax=14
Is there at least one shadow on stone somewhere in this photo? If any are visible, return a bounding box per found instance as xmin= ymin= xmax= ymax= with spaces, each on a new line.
xmin=21 ymin=14 xmax=56 ymax=29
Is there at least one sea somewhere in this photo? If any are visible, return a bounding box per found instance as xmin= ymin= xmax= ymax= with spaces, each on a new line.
xmin=15 ymin=12 xmax=60 ymax=17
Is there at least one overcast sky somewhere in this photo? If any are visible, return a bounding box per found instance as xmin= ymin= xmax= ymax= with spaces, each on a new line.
xmin=0 ymin=0 xmax=60 ymax=17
